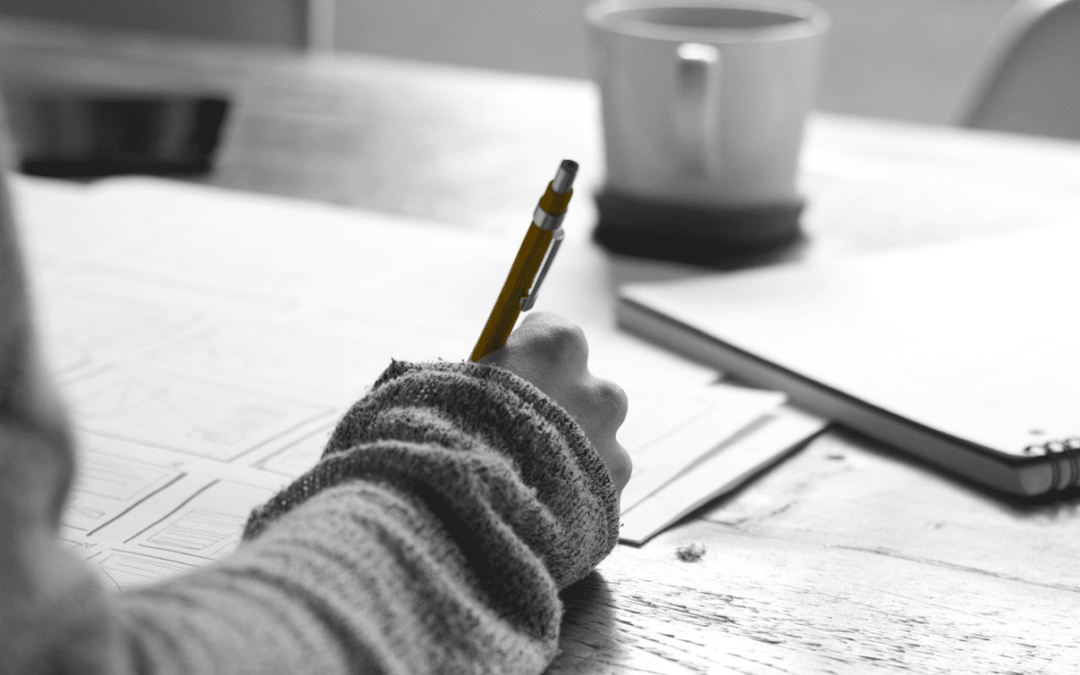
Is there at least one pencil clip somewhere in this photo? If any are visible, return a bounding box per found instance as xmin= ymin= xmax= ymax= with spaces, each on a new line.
xmin=521 ymin=227 xmax=565 ymax=311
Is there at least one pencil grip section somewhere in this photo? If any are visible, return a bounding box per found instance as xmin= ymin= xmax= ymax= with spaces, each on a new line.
xmin=539 ymin=181 xmax=573 ymax=215
xmin=470 ymin=224 xmax=554 ymax=362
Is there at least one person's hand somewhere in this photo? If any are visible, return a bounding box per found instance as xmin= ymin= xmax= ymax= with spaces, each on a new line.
xmin=480 ymin=312 xmax=632 ymax=494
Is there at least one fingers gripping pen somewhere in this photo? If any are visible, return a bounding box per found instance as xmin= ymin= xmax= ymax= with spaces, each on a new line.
xmin=469 ymin=160 xmax=578 ymax=362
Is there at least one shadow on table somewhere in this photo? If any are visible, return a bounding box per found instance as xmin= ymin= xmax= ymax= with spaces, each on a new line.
xmin=673 ymin=424 xmax=1080 ymax=538
xmin=836 ymin=426 xmax=1080 ymax=516
xmin=550 ymin=570 xmax=619 ymax=673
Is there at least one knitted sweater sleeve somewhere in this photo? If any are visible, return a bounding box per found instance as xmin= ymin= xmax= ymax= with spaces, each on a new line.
xmin=75 ymin=359 xmax=619 ymax=675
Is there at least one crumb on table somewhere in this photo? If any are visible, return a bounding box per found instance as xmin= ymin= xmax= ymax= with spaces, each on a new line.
xmin=676 ymin=543 xmax=706 ymax=562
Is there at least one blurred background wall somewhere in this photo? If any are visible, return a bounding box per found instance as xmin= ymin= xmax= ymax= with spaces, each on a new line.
xmin=0 ymin=0 xmax=1018 ymax=125
xmin=0 ymin=0 xmax=310 ymax=47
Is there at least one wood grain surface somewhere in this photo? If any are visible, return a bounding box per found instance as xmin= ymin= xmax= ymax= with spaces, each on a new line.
xmin=2 ymin=18 xmax=1079 ymax=674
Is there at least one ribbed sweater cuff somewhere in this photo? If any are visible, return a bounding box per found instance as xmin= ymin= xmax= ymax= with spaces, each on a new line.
xmin=244 ymin=359 xmax=620 ymax=590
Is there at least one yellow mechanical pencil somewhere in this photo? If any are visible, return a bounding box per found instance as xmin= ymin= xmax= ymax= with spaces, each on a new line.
xmin=469 ymin=159 xmax=578 ymax=362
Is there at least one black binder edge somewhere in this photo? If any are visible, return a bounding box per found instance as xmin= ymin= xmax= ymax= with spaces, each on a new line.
xmin=617 ymin=296 xmax=1076 ymax=498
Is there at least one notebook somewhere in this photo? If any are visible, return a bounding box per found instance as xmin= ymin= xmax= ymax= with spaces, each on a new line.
xmin=618 ymin=225 xmax=1080 ymax=497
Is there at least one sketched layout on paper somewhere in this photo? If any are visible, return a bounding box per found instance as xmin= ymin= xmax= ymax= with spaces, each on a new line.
xmin=97 ymin=551 xmax=199 ymax=590
xmin=128 ymin=480 xmax=276 ymax=563
xmin=35 ymin=287 xmax=204 ymax=377
xmin=63 ymin=365 xmax=333 ymax=462
xmin=258 ymin=426 xmax=334 ymax=478
xmin=63 ymin=448 xmax=184 ymax=533
xmin=144 ymin=319 xmax=390 ymax=400
xmin=58 ymin=529 xmax=103 ymax=562
xmin=43 ymin=341 xmax=92 ymax=376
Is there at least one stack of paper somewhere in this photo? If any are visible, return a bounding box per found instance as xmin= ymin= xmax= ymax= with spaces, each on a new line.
xmin=15 ymin=175 xmax=826 ymax=585
xmin=618 ymin=402 xmax=826 ymax=543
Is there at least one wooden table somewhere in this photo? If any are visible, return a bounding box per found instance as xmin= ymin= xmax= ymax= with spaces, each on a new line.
xmin=3 ymin=18 xmax=1080 ymax=675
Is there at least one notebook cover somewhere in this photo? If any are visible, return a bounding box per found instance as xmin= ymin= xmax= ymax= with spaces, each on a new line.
xmin=618 ymin=226 xmax=1080 ymax=496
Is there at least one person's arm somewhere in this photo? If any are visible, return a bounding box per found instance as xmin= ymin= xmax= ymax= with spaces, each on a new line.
xmin=3 ymin=346 xmax=626 ymax=675
xmin=0 ymin=151 xmax=630 ymax=674
xmin=118 ymin=350 xmax=625 ymax=675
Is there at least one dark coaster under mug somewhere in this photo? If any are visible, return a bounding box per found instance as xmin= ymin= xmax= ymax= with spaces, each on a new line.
xmin=593 ymin=189 xmax=804 ymax=265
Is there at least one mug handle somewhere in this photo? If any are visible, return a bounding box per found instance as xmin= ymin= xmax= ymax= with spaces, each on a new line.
xmin=673 ymin=42 xmax=721 ymax=177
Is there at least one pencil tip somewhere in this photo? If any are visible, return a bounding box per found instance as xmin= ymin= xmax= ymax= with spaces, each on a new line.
xmin=552 ymin=159 xmax=578 ymax=194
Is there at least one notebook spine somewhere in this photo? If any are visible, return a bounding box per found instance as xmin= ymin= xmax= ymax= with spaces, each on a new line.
xmin=1024 ymin=438 xmax=1080 ymax=491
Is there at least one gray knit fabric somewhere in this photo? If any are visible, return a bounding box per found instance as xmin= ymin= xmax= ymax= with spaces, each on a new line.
xmin=111 ymin=358 xmax=619 ymax=675
xmin=0 ymin=168 xmax=620 ymax=674
xmin=245 ymin=358 xmax=620 ymax=591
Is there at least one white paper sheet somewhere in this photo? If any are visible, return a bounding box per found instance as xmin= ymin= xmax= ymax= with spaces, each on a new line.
xmin=13 ymin=174 xmax=805 ymax=584
xmin=620 ymin=406 xmax=829 ymax=544
xmin=618 ymin=385 xmax=786 ymax=514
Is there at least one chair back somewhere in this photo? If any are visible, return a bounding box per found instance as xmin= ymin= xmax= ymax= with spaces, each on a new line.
xmin=955 ymin=0 xmax=1080 ymax=139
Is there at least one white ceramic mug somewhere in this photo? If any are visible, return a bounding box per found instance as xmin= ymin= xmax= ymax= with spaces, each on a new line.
xmin=586 ymin=0 xmax=829 ymax=209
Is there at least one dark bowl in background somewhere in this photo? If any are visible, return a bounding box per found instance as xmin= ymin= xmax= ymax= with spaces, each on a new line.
xmin=2 ymin=90 xmax=230 ymax=178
